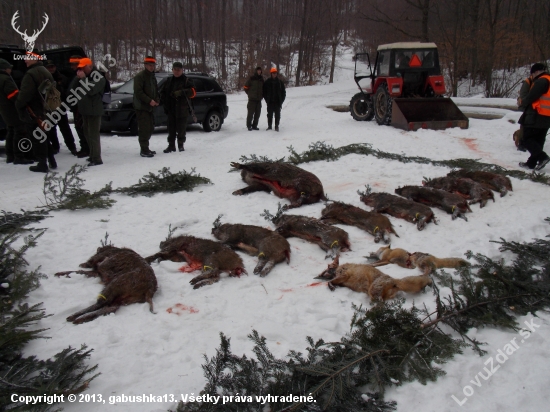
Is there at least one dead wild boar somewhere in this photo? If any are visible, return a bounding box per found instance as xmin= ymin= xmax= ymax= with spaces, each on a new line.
xmin=360 ymin=191 xmax=436 ymax=231
xmin=423 ymin=176 xmax=495 ymax=208
xmin=315 ymin=256 xmax=432 ymax=301
xmin=320 ymin=201 xmax=398 ymax=244
xmin=211 ymin=222 xmax=290 ymax=276
xmin=395 ymin=186 xmax=472 ymax=221
xmin=230 ymin=161 xmax=327 ymax=208
xmin=145 ymin=236 xmax=246 ymax=289
xmin=54 ymin=245 xmax=157 ymax=324
xmin=447 ymin=169 xmax=512 ymax=197
xmin=272 ymin=213 xmax=351 ymax=259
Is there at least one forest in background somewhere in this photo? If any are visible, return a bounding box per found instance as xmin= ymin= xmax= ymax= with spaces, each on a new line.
xmin=1 ymin=0 xmax=549 ymax=96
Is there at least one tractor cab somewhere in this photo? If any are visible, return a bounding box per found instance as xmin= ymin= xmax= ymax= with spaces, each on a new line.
xmin=350 ymin=42 xmax=468 ymax=130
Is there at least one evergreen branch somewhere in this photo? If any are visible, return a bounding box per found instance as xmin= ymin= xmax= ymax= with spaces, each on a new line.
xmin=115 ymin=167 xmax=212 ymax=197
xmin=0 ymin=210 xmax=50 ymax=235
xmin=423 ymin=292 xmax=542 ymax=329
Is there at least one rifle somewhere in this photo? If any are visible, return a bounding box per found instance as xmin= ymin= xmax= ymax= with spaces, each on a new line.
xmin=184 ymin=90 xmax=197 ymax=123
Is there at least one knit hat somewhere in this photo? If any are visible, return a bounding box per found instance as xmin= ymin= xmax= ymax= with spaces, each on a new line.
xmin=256 ymin=66 xmax=262 ymax=71
xmin=172 ymin=62 xmax=183 ymax=69
xmin=45 ymin=60 xmax=56 ymax=67
xmin=144 ymin=56 xmax=156 ymax=64
xmin=270 ymin=67 xmax=278 ymax=73
xmin=69 ymin=55 xmax=82 ymax=64
xmin=530 ymin=63 xmax=546 ymax=74
xmin=0 ymin=58 xmax=12 ymax=70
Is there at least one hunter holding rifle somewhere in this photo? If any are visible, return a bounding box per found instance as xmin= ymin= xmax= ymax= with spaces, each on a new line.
xmin=15 ymin=54 xmax=56 ymax=173
xmin=160 ymin=62 xmax=196 ymax=153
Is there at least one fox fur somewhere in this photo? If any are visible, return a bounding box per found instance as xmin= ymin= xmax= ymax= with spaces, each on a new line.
xmin=316 ymin=256 xmax=432 ymax=301
xmin=409 ymin=252 xmax=470 ymax=275
xmin=367 ymin=245 xmax=414 ymax=269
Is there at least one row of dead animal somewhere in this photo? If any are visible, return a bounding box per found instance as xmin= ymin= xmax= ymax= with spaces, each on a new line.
xmin=54 ymin=162 xmax=508 ymax=324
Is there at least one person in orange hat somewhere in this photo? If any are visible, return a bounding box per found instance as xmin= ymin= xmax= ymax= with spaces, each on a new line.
xmin=67 ymin=55 xmax=90 ymax=158
xmin=75 ymin=57 xmax=106 ymax=166
xmin=133 ymin=56 xmax=159 ymax=157
xmin=263 ymin=67 xmax=286 ymax=131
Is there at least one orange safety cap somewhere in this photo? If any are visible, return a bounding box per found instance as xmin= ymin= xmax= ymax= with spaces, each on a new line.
xmin=270 ymin=67 xmax=278 ymax=73
xmin=77 ymin=57 xmax=93 ymax=68
xmin=144 ymin=57 xmax=156 ymax=64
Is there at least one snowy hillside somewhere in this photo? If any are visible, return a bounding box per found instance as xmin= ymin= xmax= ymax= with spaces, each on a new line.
xmin=1 ymin=50 xmax=549 ymax=412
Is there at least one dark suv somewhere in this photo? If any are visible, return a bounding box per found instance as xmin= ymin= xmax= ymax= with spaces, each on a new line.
xmin=101 ymin=72 xmax=228 ymax=134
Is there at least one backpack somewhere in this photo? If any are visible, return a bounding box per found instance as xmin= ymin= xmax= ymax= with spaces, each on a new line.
xmin=38 ymin=79 xmax=62 ymax=112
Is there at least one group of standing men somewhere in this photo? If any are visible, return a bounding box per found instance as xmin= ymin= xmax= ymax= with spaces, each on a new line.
xmin=0 ymin=54 xmax=105 ymax=172
xmin=244 ymin=66 xmax=286 ymax=131
xmin=133 ymin=56 xmax=196 ymax=157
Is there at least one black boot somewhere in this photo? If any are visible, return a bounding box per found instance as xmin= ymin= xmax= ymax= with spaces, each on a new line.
xmin=29 ymin=158 xmax=49 ymax=173
xmin=178 ymin=143 xmax=185 ymax=152
xmin=48 ymin=155 xmax=57 ymax=170
xmin=6 ymin=156 xmax=14 ymax=163
xmin=163 ymin=144 xmax=176 ymax=153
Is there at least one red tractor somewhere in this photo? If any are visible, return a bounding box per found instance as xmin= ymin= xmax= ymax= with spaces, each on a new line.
xmin=350 ymin=42 xmax=468 ymax=130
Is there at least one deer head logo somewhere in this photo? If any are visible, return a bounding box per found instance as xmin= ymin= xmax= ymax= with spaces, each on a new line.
xmin=11 ymin=11 xmax=49 ymax=53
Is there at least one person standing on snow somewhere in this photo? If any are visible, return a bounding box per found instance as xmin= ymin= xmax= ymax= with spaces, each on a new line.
xmin=133 ymin=56 xmax=159 ymax=158
xmin=518 ymin=63 xmax=550 ymax=171
xmin=244 ymin=66 xmax=264 ymax=131
xmin=263 ymin=67 xmax=286 ymax=131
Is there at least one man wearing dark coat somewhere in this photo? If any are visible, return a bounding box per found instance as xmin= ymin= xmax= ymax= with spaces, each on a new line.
xmin=0 ymin=58 xmax=32 ymax=165
xmin=45 ymin=60 xmax=77 ymax=155
xmin=244 ymin=66 xmax=264 ymax=131
xmin=15 ymin=56 xmax=56 ymax=173
xmin=133 ymin=56 xmax=159 ymax=157
xmin=263 ymin=67 xmax=286 ymax=131
xmin=160 ymin=62 xmax=195 ymax=153
xmin=518 ymin=63 xmax=550 ymax=171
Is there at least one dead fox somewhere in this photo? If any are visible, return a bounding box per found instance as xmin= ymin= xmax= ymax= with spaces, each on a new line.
xmin=367 ymin=245 xmax=414 ymax=269
xmin=409 ymin=252 xmax=470 ymax=275
xmin=315 ymin=256 xmax=432 ymax=301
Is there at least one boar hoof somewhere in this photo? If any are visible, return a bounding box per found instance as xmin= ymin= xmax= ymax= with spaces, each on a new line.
xmin=327 ymin=282 xmax=336 ymax=291
xmin=232 ymin=189 xmax=243 ymax=196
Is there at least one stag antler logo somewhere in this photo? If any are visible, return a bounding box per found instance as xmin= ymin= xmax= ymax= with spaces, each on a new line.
xmin=11 ymin=10 xmax=49 ymax=53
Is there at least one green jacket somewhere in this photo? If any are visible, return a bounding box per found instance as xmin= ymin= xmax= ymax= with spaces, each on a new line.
xmin=0 ymin=70 xmax=22 ymax=126
xmin=75 ymin=67 xmax=107 ymax=116
xmin=15 ymin=61 xmax=54 ymax=120
xmin=244 ymin=74 xmax=264 ymax=102
xmin=133 ymin=69 xmax=158 ymax=112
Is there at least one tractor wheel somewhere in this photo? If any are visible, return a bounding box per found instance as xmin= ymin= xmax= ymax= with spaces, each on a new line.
xmin=374 ymin=83 xmax=393 ymax=126
xmin=349 ymin=93 xmax=374 ymax=121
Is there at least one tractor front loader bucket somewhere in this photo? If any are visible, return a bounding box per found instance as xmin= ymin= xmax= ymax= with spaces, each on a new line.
xmin=391 ymin=98 xmax=469 ymax=131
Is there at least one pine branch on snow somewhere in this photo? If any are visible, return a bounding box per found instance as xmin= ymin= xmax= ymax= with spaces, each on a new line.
xmin=0 ymin=210 xmax=50 ymax=235
xmin=115 ymin=167 xmax=212 ymax=197
xmin=41 ymin=165 xmax=115 ymax=211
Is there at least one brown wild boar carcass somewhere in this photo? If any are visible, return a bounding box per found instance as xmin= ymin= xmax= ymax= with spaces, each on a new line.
xmin=320 ymin=201 xmax=398 ymax=243
xmin=360 ymin=190 xmax=436 ymax=230
xmin=394 ymin=186 xmax=472 ymax=221
xmin=54 ymin=246 xmax=157 ymax=324
xmin=422 ymin=176 xmax=495 ymax=208
xmin=447 ymin=169 xmax=512 ymax=197
xmin=211 ymin=221 xmax=290 ymax=277
xmin=230 ymin=161 xmax=327 ymax=208
xmin=271 ymin=213 xmax=350 ymax=259
xmin=145 ymin=236 xmax=246 ymax=288
xmin=315 ymin=256 xmax=432 ymax=301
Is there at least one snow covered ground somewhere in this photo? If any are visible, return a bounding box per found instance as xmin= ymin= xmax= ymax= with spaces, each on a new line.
xmin=1 ymin=51 xmax=550 ymax=412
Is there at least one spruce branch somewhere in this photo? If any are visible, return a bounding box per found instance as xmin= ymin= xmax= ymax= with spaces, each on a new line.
xmin=115 ymin=167 xmax=212 ymax=197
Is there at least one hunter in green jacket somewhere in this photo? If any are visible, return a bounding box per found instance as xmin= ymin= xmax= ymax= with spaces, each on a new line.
xmin=133 ymin=56 xmax=159 ymax=156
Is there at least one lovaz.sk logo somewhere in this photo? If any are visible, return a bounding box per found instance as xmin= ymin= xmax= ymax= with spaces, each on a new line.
xmin=11 ymin=10 xmax=49 ymax=59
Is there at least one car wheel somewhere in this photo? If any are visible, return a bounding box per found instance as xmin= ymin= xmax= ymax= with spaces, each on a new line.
xmin=350 ymin=92 xmax=374 ymax=121
xmin=203 ymin=110 xmax=222 ymax=132
xmin=129 ymin=117 xmax=138 ymax=136
xmin=374 ymin=83 xmax=393 ymax=126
